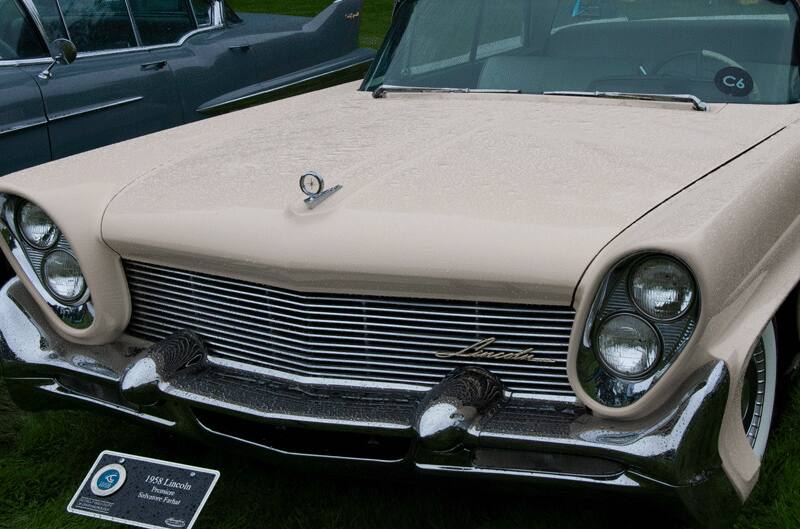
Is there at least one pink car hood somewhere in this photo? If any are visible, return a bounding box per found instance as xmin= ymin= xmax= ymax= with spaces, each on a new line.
xmin=101 ymin=83 xmax=799 ymax=305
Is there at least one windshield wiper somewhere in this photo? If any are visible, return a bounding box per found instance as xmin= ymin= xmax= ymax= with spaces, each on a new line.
xmin=543 ymin=91 xmax=709 ymax=112
xmin=373 ymin=85 xmax=521 ymax=99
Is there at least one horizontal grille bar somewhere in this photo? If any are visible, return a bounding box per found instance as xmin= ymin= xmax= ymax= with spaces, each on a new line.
xmin=124 ymin=261 xmax=576 ymax=395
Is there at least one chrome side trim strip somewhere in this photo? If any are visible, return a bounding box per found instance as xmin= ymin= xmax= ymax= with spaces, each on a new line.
xmin=0 ymin=118 xmax=48 ymax=136
xmin=48 ymin=96 xmax=143 ymax=122
xmin=196 ymin=58 xmax=374 ymax=115
xmin=0 ymin=23 xmax=223 ymax=67
xmin=0 ymin=58 xmax=50 ymax=66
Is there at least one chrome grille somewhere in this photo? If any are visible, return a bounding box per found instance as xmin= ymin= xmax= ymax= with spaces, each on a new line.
xmin=124 ymin=261 xmax=576 ymax=396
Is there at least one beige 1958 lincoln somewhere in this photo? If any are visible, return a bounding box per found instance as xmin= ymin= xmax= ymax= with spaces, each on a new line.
xmin=1 ymin=0 xmax=799 ymax=525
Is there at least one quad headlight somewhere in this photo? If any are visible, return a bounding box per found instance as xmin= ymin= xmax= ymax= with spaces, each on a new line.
xmin=18 ymin=201 xmax=60 ymax=249
xmin=630 ymin=256 xmax=695 ymax=320
xmin=596 ymin=313 xmax=660 ymax=378
xmin=42 ymin=250 xmax=86 ymax=302
xmin=0 ymin=196 xmax=89 ymax=308
xmin=578 ymin=253 xmax=700 ymax=407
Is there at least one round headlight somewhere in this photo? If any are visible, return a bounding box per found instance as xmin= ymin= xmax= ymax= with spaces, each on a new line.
xmin=42 ymin=250 xmax=86 ymax=302
xmin=630 ymin=256 xmax=695 ymax=320
xmin=596 ymin=314 xmax=660 ymax=378
xmin=18 ymin=202 xmax=59 ymax=249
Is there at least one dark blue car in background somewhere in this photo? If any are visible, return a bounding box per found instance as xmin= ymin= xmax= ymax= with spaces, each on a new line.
xmin=0 ymin=0 xmax=373 ymax=175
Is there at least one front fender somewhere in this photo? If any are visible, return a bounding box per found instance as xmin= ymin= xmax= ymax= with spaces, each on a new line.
xmin=569 ymin=118 xmax=800 ymax=499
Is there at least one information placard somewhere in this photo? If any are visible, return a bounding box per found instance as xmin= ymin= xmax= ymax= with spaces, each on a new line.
xmin=68 ymin=450 xmax=219 ymax=529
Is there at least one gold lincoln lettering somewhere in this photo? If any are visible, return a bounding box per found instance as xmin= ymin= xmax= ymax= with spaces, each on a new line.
xmin=435 ymin=338 xmax=556 ymax=364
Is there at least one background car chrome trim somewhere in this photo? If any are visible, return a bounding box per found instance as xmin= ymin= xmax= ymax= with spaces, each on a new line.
xmin=0 ymin=118 xmax=49 ymax=137
xmin=0 ymin=25 xmax=222 ymax=68
xmin=47 ymin=96 xmax=144 ymax=122
xmin=122 ymin=0 xmax=144 ymax=47
xmin=18 ymin=0 xmax=50 ymax=52
xmin=124 ymin=260 xmax=576 ymax=396
xmin=53 ymin=0 xmax=71 ymax=42
xmin=197 ymin=58 xmax=375 ymax=115
xmin=71 ymin=26 xmax=223 ymax=59
xmin=0 ymin=58 xmax=51 ymax=66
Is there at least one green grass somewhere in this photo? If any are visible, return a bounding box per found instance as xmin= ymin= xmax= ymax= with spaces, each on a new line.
xmin=226 ymin=0 xmax=394 ymax=49
xmin=1 ymin=376 xmax=799 ymax=529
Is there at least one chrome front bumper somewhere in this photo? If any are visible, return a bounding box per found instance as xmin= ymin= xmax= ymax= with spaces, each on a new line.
xmin=0 ymin=279 xmax=739 ymax=526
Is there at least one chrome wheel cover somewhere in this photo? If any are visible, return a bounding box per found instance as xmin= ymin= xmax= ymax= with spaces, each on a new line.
xmin=741 ymin=322 xmax=778 ymax=459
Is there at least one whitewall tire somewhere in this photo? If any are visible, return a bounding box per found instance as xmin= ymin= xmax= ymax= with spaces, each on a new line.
xmin=741 ymin=321 xmax=778 ymax=460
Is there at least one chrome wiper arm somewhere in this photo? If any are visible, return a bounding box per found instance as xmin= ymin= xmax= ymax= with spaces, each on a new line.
xmin=373 ymin=85 xmax=521 ymax=99
xmin=543 ymin=91 xmax=709 ymax=112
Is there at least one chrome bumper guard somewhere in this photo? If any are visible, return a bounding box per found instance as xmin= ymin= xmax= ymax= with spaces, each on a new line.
xmin=0 ymin=279 xmax=739 ymax=526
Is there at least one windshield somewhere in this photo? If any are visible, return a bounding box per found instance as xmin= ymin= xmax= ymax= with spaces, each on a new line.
xmin=364 ymin=0 xmax=800 ymax=104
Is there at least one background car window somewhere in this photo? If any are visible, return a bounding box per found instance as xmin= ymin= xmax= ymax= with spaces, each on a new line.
xmin=30 ymin=0 xmax=68 ymax=43
xmin=129 ymin=0 xmax=195 ymax=46
xmin=58 ymin=0 xmax=137 ymax=52
xmin=190 ymin=0 xmax=210 ymax=26
xmin=0 ymin=0 xmax=47 ymax=60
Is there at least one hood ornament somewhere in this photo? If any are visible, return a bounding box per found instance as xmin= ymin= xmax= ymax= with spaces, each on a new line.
xmin=300 ymin=171 xmax=342 ymax=209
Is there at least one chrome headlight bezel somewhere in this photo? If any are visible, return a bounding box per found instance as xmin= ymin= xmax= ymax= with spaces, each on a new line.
xmin=0 ymin=194 xmax=93 ymax=329
xmin=578 ymin=253 xmax=700 ymax=408
xmin=41 ymin=249 xmax=88 ymax=303
xmin=16 ymin=201 xmax=61 ymax=251
xmin=593 ymin=312 xmax=663 ymax=380
xmin=628 ymin=255 xmax=697 ymax=322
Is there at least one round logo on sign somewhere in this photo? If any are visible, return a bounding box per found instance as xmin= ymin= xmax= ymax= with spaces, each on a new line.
xmin=714 ymin=67 xmax=754 ymax=97
xmin=90 ymin=463 xmax=127 ymax=497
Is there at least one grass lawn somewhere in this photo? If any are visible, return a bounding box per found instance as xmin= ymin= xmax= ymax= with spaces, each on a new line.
xmin=0 ymin=374 xmax=799 ymax=529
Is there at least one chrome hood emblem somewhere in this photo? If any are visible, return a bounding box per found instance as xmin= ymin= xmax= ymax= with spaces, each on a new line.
xmin=300 ymin=171 xmax=342 ymax=209
xmin=435 ymin=338 xmax=556 ymax=364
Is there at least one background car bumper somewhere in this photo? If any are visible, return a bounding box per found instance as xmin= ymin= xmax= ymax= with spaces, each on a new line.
xmin=0 ymin=278 xmax=740 ymax=526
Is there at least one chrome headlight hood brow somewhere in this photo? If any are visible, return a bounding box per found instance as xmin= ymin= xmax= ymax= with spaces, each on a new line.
xmin=100 ymin=83 xmax=798 ymax=304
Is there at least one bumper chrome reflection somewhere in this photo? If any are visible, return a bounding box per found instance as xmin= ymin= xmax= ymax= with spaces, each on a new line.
xmin=0 ymin=278 xmax=740 ymax=526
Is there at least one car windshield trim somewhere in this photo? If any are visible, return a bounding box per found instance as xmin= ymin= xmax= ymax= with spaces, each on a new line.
xmin=372 ymin=84 xmax=521 ymax=98
xmin=364 ymin=0 xmax=800 ymax=105
xmin=543 ymin=91 xmax=709 ymax=112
